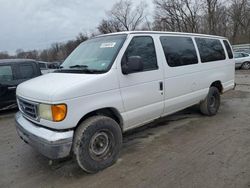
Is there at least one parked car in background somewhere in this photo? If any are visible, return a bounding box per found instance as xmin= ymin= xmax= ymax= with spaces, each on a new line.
xmin=51 ymin=61 xmax=62 ymax=69
xmin=232 ymin=44 xmax=250 ymax=55
xmin=240 ymin=49 xmax=250 ymax=54
xmin=38 ymin=61 xmax=59 ymax=74
xmin=234 ymin=52 xmax=250 ymax=69
xmin=0 ymin=59 xmax=41 ymax=110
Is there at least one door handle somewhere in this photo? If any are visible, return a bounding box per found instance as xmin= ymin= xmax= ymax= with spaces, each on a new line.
xmin=8 ymin=86 xmax=17 ymax=90
xmin=159 ymin=81 xmax=163 ymax=91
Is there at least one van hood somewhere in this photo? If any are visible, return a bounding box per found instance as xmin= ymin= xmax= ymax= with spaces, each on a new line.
xmin=16 ymin=72 xmax=118 ymax=103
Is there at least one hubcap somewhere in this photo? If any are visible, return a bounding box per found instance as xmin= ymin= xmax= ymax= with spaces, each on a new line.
xmin=243 ymin=62 xmax=250 ymax=69
xmin=89 ymin=130 xmax=113 ymax=161
xmin=210 ymin=95 xmax=216 ymax=108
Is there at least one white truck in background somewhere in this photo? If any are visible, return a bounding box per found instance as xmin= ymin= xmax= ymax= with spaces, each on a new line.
xmin=38 ymin=61 xmax=60 ymax=74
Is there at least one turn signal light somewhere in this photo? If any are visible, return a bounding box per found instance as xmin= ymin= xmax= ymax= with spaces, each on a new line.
xmin=51 ymin=104 xmax=67 ymax=122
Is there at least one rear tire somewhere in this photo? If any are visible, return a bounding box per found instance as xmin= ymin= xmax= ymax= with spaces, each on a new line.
xmin=73 ymin=115 xmax=122 ymax=173
xmin=241 ymin=62 xmax=250 ymax=70
xmin=200 ymin=86 xmax=220 ymax=116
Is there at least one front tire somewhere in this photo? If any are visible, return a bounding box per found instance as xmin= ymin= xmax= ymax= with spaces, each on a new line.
xmin=73 ymin=116 xmax=122 ymax=173
xmin=200 ymin=86 xmax=220 ymax=116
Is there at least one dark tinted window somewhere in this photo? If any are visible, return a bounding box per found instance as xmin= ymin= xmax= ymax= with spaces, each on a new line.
xmin=19 ymin=64 xmax=34 ymax=79
xmin=123 ymin=36 xmax=158 ymax=71
xmin=160 ymin=36 xmax=198 ymax=67
xmin=223 ymin=40 xmax=233 ymax=59
xmin=195 ymin=38 xmax=226 ymax=63
xmin=0 ymin=65 xmax=13 ymax=82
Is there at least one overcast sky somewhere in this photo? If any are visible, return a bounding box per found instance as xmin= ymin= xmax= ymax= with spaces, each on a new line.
xmin=0 ymin=0 xmax=153 ymax=54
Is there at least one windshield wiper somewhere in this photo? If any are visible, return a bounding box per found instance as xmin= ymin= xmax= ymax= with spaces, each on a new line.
xmin=81 ymin=69 xmax=106 ymax=73
xmin=55 ymin=68 xmax=106 ymax=74
xmin=69 ymin=65 xmax=88 ymax=69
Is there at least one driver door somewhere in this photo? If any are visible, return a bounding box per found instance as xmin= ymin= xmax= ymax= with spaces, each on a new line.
xmin=0 ymin=64 xmax=18 ymax=109
xmin=118 ymin=35 xmax=164 ymax=130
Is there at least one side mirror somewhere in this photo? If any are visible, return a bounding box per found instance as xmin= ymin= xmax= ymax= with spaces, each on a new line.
xmin=122 ymin=56 xmax=143 ymax=74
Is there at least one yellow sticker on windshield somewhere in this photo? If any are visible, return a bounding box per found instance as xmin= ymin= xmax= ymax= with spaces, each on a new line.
xmin=100 ymin=42 xmax=116 ymax=48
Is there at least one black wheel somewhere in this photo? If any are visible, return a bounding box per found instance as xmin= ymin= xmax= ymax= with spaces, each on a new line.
xmin=241 ymin=62 xmax=250 ymax=70
xmin=73 ymin=115 xmax=122 ymax=173
xmin=200 ymin=86 xmax=220 ymax=116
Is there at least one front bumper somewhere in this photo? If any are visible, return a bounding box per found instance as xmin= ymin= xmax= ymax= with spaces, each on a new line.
xmin=15 ymin=112 xmax=73 ymax=159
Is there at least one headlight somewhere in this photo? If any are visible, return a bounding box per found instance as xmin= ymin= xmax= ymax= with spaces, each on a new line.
xmin=39 ymin=104 xmax=52 ymax=121
xmin=39 ymin=104 xmax=67 ymax=122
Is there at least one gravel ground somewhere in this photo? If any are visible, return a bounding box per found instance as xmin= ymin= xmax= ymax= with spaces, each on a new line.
xmin=0 ymin=70 xmax=250 ymax=188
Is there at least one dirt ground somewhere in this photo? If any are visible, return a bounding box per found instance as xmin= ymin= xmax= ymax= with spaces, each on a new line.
xmin=0 ymin=70 xmax=250 ymax=188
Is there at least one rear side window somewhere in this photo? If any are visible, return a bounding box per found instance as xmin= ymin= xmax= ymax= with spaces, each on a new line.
xmin=242 ymin=53 xmax=249 ymax=57
xmin=160 ymin=36 xmax=198 ymax=67
xmin=123 ymin=36 xmax=158 ymax=71
xmin=234 ymin=53 xmax=243 ymax=58
xmin=0 ymin=65 xmax=13 ymax=82
xmin=223 ymin=40 xmax=233 ymax=59
xmin=195 ymin=38 xmax=226 ymax=63
xmin=19 ymin=64 xmax=35 ymax=79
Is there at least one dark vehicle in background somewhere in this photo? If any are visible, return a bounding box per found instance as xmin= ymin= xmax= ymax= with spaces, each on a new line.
xmin=0 ymin=59 xmax=41 ymax=110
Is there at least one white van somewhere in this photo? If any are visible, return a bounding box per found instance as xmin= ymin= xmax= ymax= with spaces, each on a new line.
xmin=15 ymin=31 xmax=235 ymax=173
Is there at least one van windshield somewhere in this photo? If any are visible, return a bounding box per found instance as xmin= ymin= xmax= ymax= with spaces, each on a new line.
xmin=59 ymin=34 xmax=127 ymax=73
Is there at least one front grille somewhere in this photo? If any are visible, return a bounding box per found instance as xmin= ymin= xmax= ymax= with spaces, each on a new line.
xmin=18 ymin=98 xmax=38 ymax=120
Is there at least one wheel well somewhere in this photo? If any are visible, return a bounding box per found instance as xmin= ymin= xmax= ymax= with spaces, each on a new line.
xmin=76 ymin=108 xmax=123 ymax=131
xmin=210 ymin=81 xmax=223 ymax=93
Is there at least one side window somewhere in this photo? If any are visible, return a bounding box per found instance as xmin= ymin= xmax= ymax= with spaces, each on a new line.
xmin=39 ymin=62 xmax=46 ymax=69
xmin=160 ymin=36 xmax=198 ymax=67
xmin=19 ymin=64 xmax=35 ymax=79
xmin=122 ymin=36 xmax=158 ymax=71
xmin=234 ymin=53 xmax=243 ymax=58
xmin=223 ymin=40 xmax=233 ymax=59
xmin=0 ymin=65 xmax=13 ymax=82
xmin=195 ymin=38 xmax=226 ymax=63
xmin=242 ymin=53 xmax=249 ymax=57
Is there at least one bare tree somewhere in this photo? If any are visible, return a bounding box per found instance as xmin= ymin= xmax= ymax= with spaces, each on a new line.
xmin=16 ymin=49 xmax=38 ymax=59
xmin=154 ymin=0 xmax=201 ymax=33
xmin=199 ymin=0 xmax=230 ymax=36
xmin=0 ymin=52 xmax=10 ymax=59
xmin=98 ymin=19 xmax=123 ymax=34
xmin=241 ymin=0 xmax=250 ymax=43
xmin=204 ymin=0 xmax=219 ymax=34
xmin=140 ymin=16 xmax=153 ymax=31
xmin=229 ymin=0 xmax=250 ymax=43
xmin=98 ymin=0 xmax=148 ymax=34
xmin=3 ymin=0 xmax=250 ymax=59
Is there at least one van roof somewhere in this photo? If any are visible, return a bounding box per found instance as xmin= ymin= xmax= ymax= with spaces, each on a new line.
xmin=97 ymin=31 xmax=227 ymax=39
